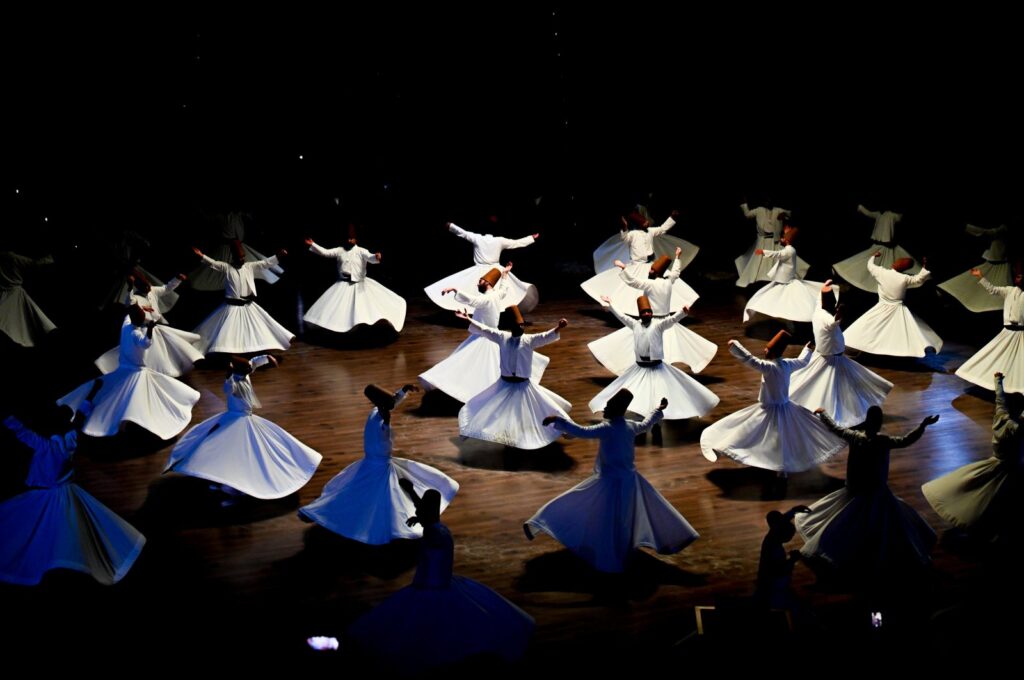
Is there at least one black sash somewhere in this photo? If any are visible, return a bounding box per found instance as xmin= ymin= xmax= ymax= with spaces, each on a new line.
xmin=636 ymin=358 xmax=662 ymax=368
xmin=224 ymin=297 xmax=253 ymax=306
xmin=501 ymin=376 xmax=528 ymax=383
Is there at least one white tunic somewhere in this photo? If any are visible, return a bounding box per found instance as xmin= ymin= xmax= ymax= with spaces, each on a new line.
xmin=857 ymin=205 xmax=903 ymax=243
xmin=452 ymin=277 xmax=509 ymax=328
xmin=127 ymin=278 xmax=182 ymax=324
xmin=201 ymin=253 xmax=280 ymax=298
xmin=609 ymin=305 xmax=686 ymax=360
xmin=979 ymin=278 xmax=1024 ymax=326
xmin=468 ymin=320 xmax=559 ymax=379
xmin=869 ymin=259 xmax=930 ymax=304
xmin=620 ymin=217 xmax=676 ymax=262
xmin=618 ymin=258 xmax=683 ymax=313
xmin=954 ymin=279 xmax=1024 ymax=393
xmin=308 ymin=241 xmax=379 ymax=282
xmin=449 ymin=223 xmax=535 ymax=265
xmin=812 ymin=307 xmax=845 ymax=355
xmin=741 ymin=204 xmax=790 ymax=241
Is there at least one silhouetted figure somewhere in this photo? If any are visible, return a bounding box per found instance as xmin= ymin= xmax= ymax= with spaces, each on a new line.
xmin=300 ymin=384 xmax=458 ymax=543
xmin=797 ymin=407 xmax=938 ymax=581
xmin=165 ymin=355 xmax=321 ymax=499
xmin=303 ymin=225 xmax=406 ymax=334
xmin=954 ymin=261 xmax=1024 ymax=394
xmin=425 ymin=219 xmax=539 ymax=312
xmin=1 ymin=384 xmax=146 ymax=584
xmin=526 ymin=392 xmax=699 ymax=572
xmin=789 ymin=280 xmax=892 ymax=427
xmin=348 ymin=482 xmax=534 ymax=670
xmin=754 ymin=505 xmax=811 ymax=609
xmin=58 ymin=305 xmax=200 ymax=439
xmin=923 ymin=373 xmax=1023 ymax=541
xmin=833 ymin=204 xmax=919 ymax=292
xmin=190 ymin=243 xmax=293 ymax=354
xmin=456 ymin=306 xmax=570 ymax=449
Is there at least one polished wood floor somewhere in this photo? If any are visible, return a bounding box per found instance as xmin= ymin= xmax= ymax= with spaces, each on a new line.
xmin=1 ymin=280 xmax=1018 ymax=670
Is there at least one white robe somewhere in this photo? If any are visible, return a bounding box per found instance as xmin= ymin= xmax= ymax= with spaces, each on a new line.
xmin=789 ymin=307 xmax=893 ymax=427
xmin=938 ymin=224 xmax=1014 ymax=313
xmin=588 ymin=307 xmax=719 ymax=420
xmin=58 ymin=321 xmax=200 ymax=439
xmin=743 ymin=245 xmax=834 ymax=323
xmin=591 ymin=218 xmax=699 ymax=273
xmin=833 ymin=206 xmax=920 ymax=292
xmin=843 ymin=260 xmax=942 ymax=357
xmin=0 ymin=251 xmax=56 ymax=347
xmin=95 ymin=279 xmax=204 ymax=377
xmin=303 ymin=241 xmax=406 ymax=333
xmin=458 ymin=320 xmax=570 ymax=449
xmin=192 ymin=254 xmax=294 ymax=354
xmin=418 ymin=277 xmax=549 ymax=402
xmin=424 ymin=223 xmax=538 ymax=312
xmin=700 ymin=341 xmax=847 ymax=472
xmin=955 ymin=279 xmax=1024 ymax=393
xmin=164 ymin=356 xmax=322 ymax=498
xmin=525 ymin=409 xmax=699 ymax=573
xmin=299 ymin=388 xmax=460 ymax=543
xmin=734 ymin=205 xmax=810 ymax=287
xmin=0 ymin=415 xmax=146 ymax=585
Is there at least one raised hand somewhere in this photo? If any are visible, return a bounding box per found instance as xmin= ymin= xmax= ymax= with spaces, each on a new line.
xmin=600 ymin=295 xmax=612 ymax=304
xmin=755 ymin=249 xmax=765 ymax=256
xmin=402 ymin=384 xmax=420 ymax=393
xmin=376 ymin=252 xmax=382 ymax=262
xmin=454 ymin=310 xmax=471 ymax=321
xmin=872 ymin=251 xmax=882 ymax=258
xmin=613 ymin=259 xmax=626 ymax=269
xmin=542 ymin=415 xmax=560 ymax=426
xmin=922 ymin=414 xmax=940 ymax=426
xmin=441 ymin=287 xmax=457 ymax=296
xmin=304 ymin=238 xmax=313 ymax=246
xmin=504 ymin=261 xmax=514 ymax=273
xmin=532 ymin=233 xmax=540 ymax=240
xmin=675 ymin=246 xmax=682 ymax=257
xmin=658 ymin=398 xmax=669 ymax=411
xmin=970 ymin=268 xmax=983 ymax=278
xmin=192 ymin=246 xmax=204 ymax=258
xmin=557 ymin=318 xmax=568 ymax=329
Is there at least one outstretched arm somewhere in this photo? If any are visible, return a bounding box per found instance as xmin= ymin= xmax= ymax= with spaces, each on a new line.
xmin=857 ymin=204 xmax=881 ymax=219
xmin=249 ymin=355 xmax=279 ymax=372
xmin=815 ymin=410 xmax=867 ymax=445
xmin=634 ymin=401 xmax=667 ymax=434
xmin=727 ymin=339 xmax=775 ymax=374
xmin=646 ymin=213 xmax=677 ymax=237
xmin=447 ymin=222 xmax=477 ymax=244
xmin=889 ymin=414 xmax=939 ymax=449
xmin=542 ymin=415 xmax=605 ymax=439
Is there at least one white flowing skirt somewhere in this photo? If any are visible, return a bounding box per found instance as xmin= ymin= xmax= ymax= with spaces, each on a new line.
xmin=844 ymin=300 xmax=943 ymax=357
xmin=193 ymin=301 xmax=293 ymax=354
xmin=833 ymin=245 xmax=920 ymax=293
xmin=789 ymin=352 xmax=893 ymax=428
xmin=419 ymin=334 xmax=549 ymax=403
xmin=0 ymin=483 xmax=146 ymax=585
xmin=922 ymin=457 xmax=1017 ymax=533
xmin=304 ymin=278 xmax=407 ymax=333
xmin=165 ymin=411 xmax=322 ymax=499
xmin=743 ymin=278 xmax=833 ymax=323
xmin=580 ymin=263 xmax=699 ymax=316
xmin=0 ymin=286 xmax=56 ymax=347
xmin=189 ymin=242 xmax=283 ymax=291
xmin=299 ymin=455 xmax=459 ymax=544
xmin=95 ymin=325 xmax=205 ymax=377
xmin=588 ymin=323 xmax=717 ymax=376
xmin=348 ymin=576 xmax=534 ymax=669
xmin=735 ymin=236 xmax=810 ymax=288
xmin=954 ymin=328 xmax=1024 ymax=394
xmin=459 ymin=379 xmax=570 ymax=449
xmin=796 ymin=487 xmax=935 ymax=574
xmin=592 ymin=233 xmax=699 ymax=274
xmin=424 ymin=265 xmax=538 ymax=313
xmin=938 ymin=261 xmax=1014 ymax=313
xmin=526 ymin=471 xmax=698 ymax=573
xmin=588 ymin=363 xmax=719 ymax=420
xmin=58 ymin=366 xmax=200 ymax=440
xmin=700 ymin=401 xmax=847 ymax=472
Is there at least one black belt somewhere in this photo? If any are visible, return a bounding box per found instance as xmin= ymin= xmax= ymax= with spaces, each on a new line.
xmin=645 ymin=254 xmax=655 ymax=263
xmin=1006 ymin=324 xmax=1024 ymax=331
xmin=501 ymin=376 xmax=528 ymax=383
xmin=760 ymin=231 xmax=776 ymax=238
xmin=636 ymin=359 xmax=662 ymax=367
xmin=871 ymin=239 xmax=897 ymax=248
xmin=986 ymin=259 xmax=1007 ymax=265
xmin=224 ymin=297 xmax=253 ymax=306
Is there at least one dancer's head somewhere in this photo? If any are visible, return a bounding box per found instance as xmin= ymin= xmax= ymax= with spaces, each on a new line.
xmin=891 ymin=257 xmax=914 ymax=273
xmin=229 ymin=356 xmax=253 ymax=376
xmin=781 ymin=224 xmax=799 ymax=246
xmin=764 ymin=330 xmax=791 ymax=359
xmin=820 ymin=281 xmax=837 ymax=316
xmin=637 ymin=296 xmax=653 ymax=326
xmin=500 ymin=305 xmax=526 ymax=337
xmin=765 ymin=510 xmax=797 ymax=543
xmin=127 ymin=304 xmax=146 ymax=327
xmin=230 ymin=239 xmax=246 ymax=268
xmin=414 ymin=489 xmax=442 ymax=526
xmin=863 ymin=405 xmax=883 ymax=435
xmin=603 ymin=389 xmax=633 ymax=419
xmin=131 ymin=268 xmax=151 ymax=295
xmin=478 ymin=268 xmax=502 ymax=294
xmin=648 ymin=255 xmax=672 ymax=279
xmin=364 ymin=384 xmax=396 ymax=412
xmin=346 ymin=223 xmax=358 ymax=247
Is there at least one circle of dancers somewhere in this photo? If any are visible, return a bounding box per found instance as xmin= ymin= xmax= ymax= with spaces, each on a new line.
xmin=2 ymin=201 xmax=1022 ymax=671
